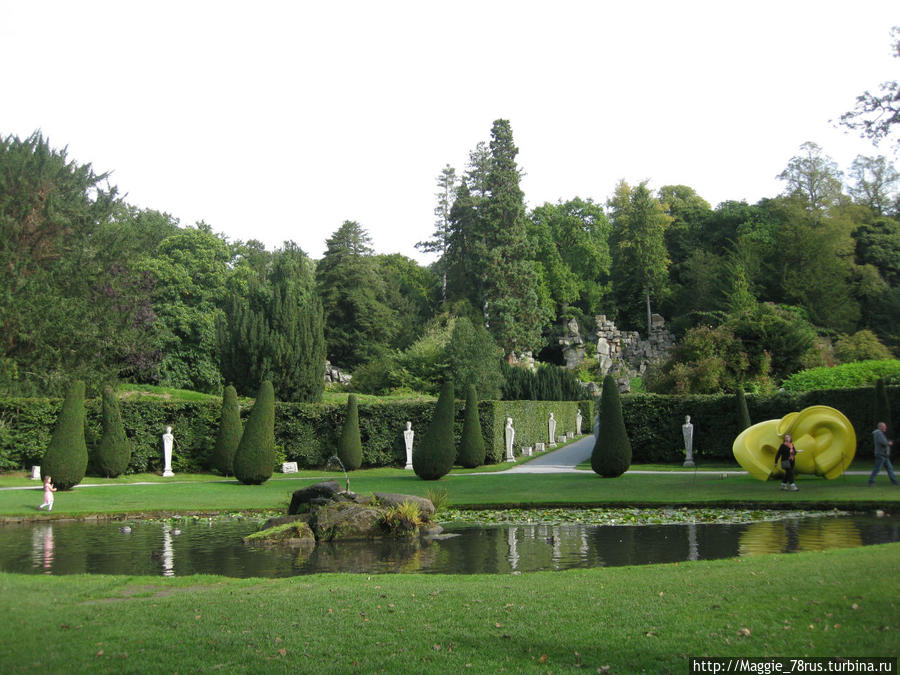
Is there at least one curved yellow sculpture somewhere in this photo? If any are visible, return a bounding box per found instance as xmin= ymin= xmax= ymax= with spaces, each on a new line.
xmin=732 ymin=405 xmax=856 ymax=481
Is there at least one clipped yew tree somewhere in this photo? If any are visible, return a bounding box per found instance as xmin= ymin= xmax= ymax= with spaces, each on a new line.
xmin=457 ymin=385 xmax=485 ymax=468
xmin=94 ymin=386 xmax=131 ymax=478
xmin=337 ymin=394 xmax=362 ymax=470
xmin=875 ymin=378 xmax=892 ymax=430
xmin=233 ymin=381 xmax=275 ymax=485
xmin=736 ymin=387 xmax=752 ymax=432
xmin=591 ymin=375 xmax=631 ymax=477
xmin=212 ymin=385 xmax=242 ymax=476
xmin=41 ymin=380 xmax=88 ymax=490
xmin=414 ymin=381 xmax=456 ymax=480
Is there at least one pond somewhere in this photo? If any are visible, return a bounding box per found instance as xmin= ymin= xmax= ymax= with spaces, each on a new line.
xmin=1 ymin=513 xmax=896 ymax=578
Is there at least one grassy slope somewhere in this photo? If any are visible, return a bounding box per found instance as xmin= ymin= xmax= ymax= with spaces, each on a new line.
xmin=1 ymin=544 xmax=897 ymax=672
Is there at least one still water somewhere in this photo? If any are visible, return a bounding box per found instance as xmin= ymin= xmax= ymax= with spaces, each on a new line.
xmin=1 ymin=514 xmax=896 ymax=578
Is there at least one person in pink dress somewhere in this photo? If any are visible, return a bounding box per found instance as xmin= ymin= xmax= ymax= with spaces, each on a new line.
xmin=39 ymin=475 xmax=56 ymax=511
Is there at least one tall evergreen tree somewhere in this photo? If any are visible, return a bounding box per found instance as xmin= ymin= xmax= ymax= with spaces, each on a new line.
xmin=416 ymin=164 xmax=458 ymax=302
xmin=591 ymin=375 xmax=631 ymax=477
xmin=736 ymin=387 xmax=752 ymax=432
xmin=41 ymin=381 xmax=88 ymax=490
xmin=337 ymin=394 xmax=363 ymax=471
xmin=874 ymin=378 xmax=893 ymax=430
xmin=212 ymin=385 xmax=242 ymax=476
xmin=445 ymin=316 xmax=503 ymax=401
xmin=457 ymin=385 xmax=486 ymax=468
xmin=413 ymin=381 xmax=456 ymax=480
xmin=94 ymin=386 xmax=131 ymax=478
xmin=233 ymin=381 xmax=275 ymax=485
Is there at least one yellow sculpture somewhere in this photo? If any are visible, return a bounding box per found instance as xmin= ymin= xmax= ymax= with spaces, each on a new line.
xmin=732 ymin=405 xmax=856 ymax=481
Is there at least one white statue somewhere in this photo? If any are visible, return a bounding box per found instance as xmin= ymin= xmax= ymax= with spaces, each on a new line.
xmin=548 ymin=412 xmax=557 ymax=447
xmin=505 ymin=417 xmax=516 ymax=462
xmin=576 ymin=410 xmax=583 ymax=436
xmin=682 ymin=415 xmax=695 ymax=468
xmin=403 ymin=421 xmax=414 ymax=470
xmin=162 ymin=426 xmax=175 ymax=477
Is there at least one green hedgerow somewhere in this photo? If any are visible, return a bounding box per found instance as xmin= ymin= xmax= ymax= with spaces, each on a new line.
xmin=457 ymin=385 xmax=485 ymax=468
xmin=233 ymin=381 xmax=275 ymax=485
xmin=41 ymin=381 xmax=88 ymax=490
xmin=337 ymin=394 xmax=362 ymax=470
xmin=591 ymin=375 xmax=631 ymax=477
xmin=413 ymin=381 xmax=456 ymax=480
xmin=212 ymin=386 xmax=242 ymax=476
xmin=94 ymin=386 xmax=131 ymax=478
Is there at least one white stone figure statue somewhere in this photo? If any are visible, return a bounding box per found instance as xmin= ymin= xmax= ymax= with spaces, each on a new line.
xmin=575 ymin=410 xmax=583 ymax=436
xmin=682 ymin=415 xmax=695 ymax=468
xmin=162 ymin=426 xmax=175 ymax=477
xmin=403 ymin=421 xmax=414 ymax=470
xmin=505 ymin=417 xmax=516 ymax=462
xmin=548 ymin=412 xmax=557 ymax=447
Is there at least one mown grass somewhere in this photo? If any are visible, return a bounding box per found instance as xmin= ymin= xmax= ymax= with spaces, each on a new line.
xmin=1 ymin=544 xmax=897 ymax=672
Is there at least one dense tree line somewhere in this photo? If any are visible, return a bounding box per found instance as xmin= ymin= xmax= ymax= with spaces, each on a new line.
xmin=3 ymin=96 xmax=899 ymax=400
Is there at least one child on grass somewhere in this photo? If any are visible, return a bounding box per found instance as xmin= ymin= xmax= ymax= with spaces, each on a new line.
xmin=39 ymin=475 xmax=56 ymax=511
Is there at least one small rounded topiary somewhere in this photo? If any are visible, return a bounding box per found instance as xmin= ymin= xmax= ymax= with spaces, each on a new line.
xmin=457 ymin=385 xmax=485 ymax=468
xmin=41 ymin=380 xmax=88 ymax=490
xmin=591 ymin=375 xmax=631 ymax=477
xmin=736 ymin=387 xmax=751 ymax=431
xmin=94 ymin=386 xmax=131 ymax=478
xmin=413 ymin=381 xmax=456 ymax=480
xmin=212 ymin=385 xmax=243 ymax=476
xmin=233 ymin=381 xmax=275 ymax=485
xmin=337 ymin=394 xmax=362 ymax=470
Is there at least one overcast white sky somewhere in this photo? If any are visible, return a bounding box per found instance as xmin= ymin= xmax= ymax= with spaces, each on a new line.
xmin=2 ymin=1 xmax=897 ymax=262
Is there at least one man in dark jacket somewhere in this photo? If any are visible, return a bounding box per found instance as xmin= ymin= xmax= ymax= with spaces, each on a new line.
xmin=868 ymin=422 xmax=898 ymax=486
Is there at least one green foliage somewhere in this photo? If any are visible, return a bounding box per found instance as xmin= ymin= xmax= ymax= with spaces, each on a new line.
xmin=736 ymin=387 xmax=752 ymax=431
xmin=458 ymin=385 xmax=486 ymax=468
xmin=834 ymin=330 xmax=893 ymax=363
xmin=423 ymin=486 xmax=450 ymax=513
xmin=781 ymin=359 xmax=900 ymax=392
xmin=338 ymin=394 xmax=363 ymax=470
xmin=233 ymin=381 xmax=275 ymax=485
xmin=500 ymin=362 xmax=587 ymax=401
xmin=211 ymin=386 xmax=242 ymax=476
xmin=446 ymin=316 xmax=503 ymax=400
xmin=592 ymin=376 xmax=632 ymax=477
xmin=379 ymin=501 xmax=423 ymax=535
xmin=413 ymin=382 xmax=456 ymax=480
xmin=41 ymin=381 xmax=88 ymax=490
xmin=874 ymin=378 xmax=893 ymax=430
xmin=93 ymin=387 xmax=131 ymax=478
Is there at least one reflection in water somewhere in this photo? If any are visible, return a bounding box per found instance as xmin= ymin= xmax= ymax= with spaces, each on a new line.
xmin=1 ymin=514 xmax=897 ymax=578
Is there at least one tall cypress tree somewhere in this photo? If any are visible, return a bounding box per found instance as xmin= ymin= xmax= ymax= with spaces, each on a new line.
xmin=337 ymin=394 xmax=363 ymax=470
xmin=413 ymin=381 xmax=456 ymax=480
xmin=736 ymin=387 xmax=752 ymax=432
xmin=874 ymin=378 xmax=892 ymax=430
xmin=94 ymin=386 xmax=131 ymax=478
xmin=233 ymin=381 xmax=275 ymax=485
xmin=457 ymin=385 xmax=485 ymax=468
xmin=41 ymin=380 xmax=88 ymax=490
xmin=591 ymin=375 xmax=632 ymax=477
xmin=212 ymin=385 xmax=242 ymax=476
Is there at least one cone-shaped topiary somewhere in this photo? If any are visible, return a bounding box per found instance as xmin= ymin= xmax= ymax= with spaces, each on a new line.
xmin=41 ymin=381 xmax=88 ymax=490
xmin=94 ymin=386 xmax=131 ymax=478
xmin=875 ymin=378 xmax=892 ymax=430
xmin=457 ymin=385 xmax=485 ymax=468
xmin=337 ymin=394 xmax=362 ymax=470
xmin=591 ymin=375 xmax=631 ymax=477
xmin=414 ymin=381 xmax=456 ymax=480
xmin=233 ymin=381 xmax=275 ymax=485
xmin=736 ymin=387 xmax=751 ymax=432
xmin=212 ymin=385 xmax=242 ymax=476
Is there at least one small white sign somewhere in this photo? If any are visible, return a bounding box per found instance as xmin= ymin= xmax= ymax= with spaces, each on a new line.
xmin=281 ymin=462 xmax=299 ymax=474
xmin=31 ymin=465 xmax=41 ymax=480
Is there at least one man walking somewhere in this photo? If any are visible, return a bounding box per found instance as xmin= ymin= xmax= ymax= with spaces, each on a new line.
xmin=869 ymin=422 xmax=898 ymax=486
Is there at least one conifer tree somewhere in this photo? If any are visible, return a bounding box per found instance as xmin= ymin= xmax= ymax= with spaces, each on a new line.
xmin=94 ymin=386 xmax=131 ymax=478
xmin=337 ymin=394 xmax=363 ymax=471
xmin=457 ymin=385 xmax=485 ymax=468
xmin=212 ymin=385 xmax=242 ymax=476
xmin=41 ymin=380 xmax=88 ymax=490
xmin=591 ymin=375 xmax=631 ymax=477
xmin=875 ymin=378 xmax=893 ymax=430
xmin=414 ymin=381 xmax=456 ymax=480
xmin=736 ymin=387 xmax=752 ymax=431
xmin=233 ymin=381 xmax=275 ymax=485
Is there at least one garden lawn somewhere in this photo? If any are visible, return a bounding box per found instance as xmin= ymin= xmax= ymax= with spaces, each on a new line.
xmin=1 ymin=544 xmax=897 ymax=673
xmin=2 ymin=471 xmax=900 ymax=518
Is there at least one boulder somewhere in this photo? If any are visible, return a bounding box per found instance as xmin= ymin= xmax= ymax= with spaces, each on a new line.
xmin=243 ymin=520 xmax=315 ymax=547
xmin=373 ymin=492 xmax=435 ymax=520
xmin=288 ymin=481 xmax=342 ymax=514
xmin=313 ymin=502 xmax=382 ymax=541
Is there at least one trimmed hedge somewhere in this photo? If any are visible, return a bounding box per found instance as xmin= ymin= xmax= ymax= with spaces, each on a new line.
xmin=40 ymin=381 xmax=88 ymax=490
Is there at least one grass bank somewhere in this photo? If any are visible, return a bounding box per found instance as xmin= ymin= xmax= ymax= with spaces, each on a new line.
xmin=1 ymin=544 xmax=897 ymax=672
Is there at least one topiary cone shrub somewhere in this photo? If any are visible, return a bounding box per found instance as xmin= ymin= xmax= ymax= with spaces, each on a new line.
xmin=875 ymin=378 xmax=892 ymax=431
xmin=457 ymin=385 xmax=485 ymax=468
xmin=94 ymin=386 xmax=131 ymax=478
xmin=337 ymin=394 xmax=362 ymax=470
xmin=736 ymin=387 xmax=751 ymax=432
xmin=212 ymin=385 xmax=243 ymax=476
xmin=591 ymin=375 xmax=631 ymax=477
xmin=233 ymin=381 xmax=275 ymax=485
xmin=41 ymin=380 xmax=88 ymax=490
xmin=413 ymin=381 xmax=456 ymax=480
